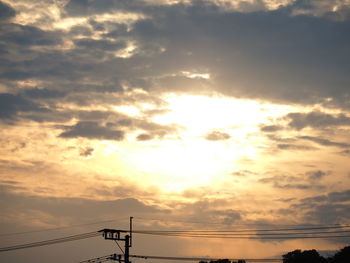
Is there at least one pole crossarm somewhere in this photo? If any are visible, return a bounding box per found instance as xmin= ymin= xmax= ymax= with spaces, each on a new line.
xmin=99 ymin=229 xmax=128 ymax=241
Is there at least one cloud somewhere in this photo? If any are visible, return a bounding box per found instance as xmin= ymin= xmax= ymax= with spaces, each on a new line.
xmin=298 ymin=135 xmax=350 ymax=148
xmin=178 ymin=198 xmax=242 ymax=225
xmin=79 ymin=147 xmax=94 ymax=157
xmin=259 ymin=171 xmax=327 ymax=190
xmin=291 ymin=0 xmax=350 ymax=21
xmin=339 ymin=149 xmax=350 ymax=155
xmin=298 ymin=190 xmax=350 ymax=205
xmin=306 ymin=170 xmax=328 ymax=180
xmin=286 ymin=111 xmax=350 ymax=130
xmin=0 ymin=23 xmax=62 ymax=47
xmin=260 ymin=125 xmax=284 ymax=132
xmin=305 ymin=203 xmax=350 ymax=225
xmin=0 ymin=93 xmax=46 ymax=121
xmin=293 ymin=190 xmax=350 ymax=226
xmin=59 ymin=121 xmax=125 ymax=140
xmin=0 ymin=1 xmax=16 ymax=21
xmin=276 ymin=143 xmax=315 ymax=151
xmin=0 ymin=184 xmax=167 ymax=228
xmin=1 ymin=0 xmax=349 ymax=115
xmin=129 ymin=3 xmax=350 ymax=107
xmin=231 ymin=169 xmax=257 ymax=177
xmin=74 ymin=38 xmax=127 ymax=52
xmin=205 ymin=131 xmax=230 ymax=141
xmin=23 ymin=88 xmax=67 ymax=99
xmin=136 ymin=133 xmax=153 ymax=141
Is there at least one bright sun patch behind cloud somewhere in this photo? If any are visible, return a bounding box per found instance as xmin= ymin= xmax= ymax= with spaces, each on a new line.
xmin=102 ymin=94 xmax=297 ymax=192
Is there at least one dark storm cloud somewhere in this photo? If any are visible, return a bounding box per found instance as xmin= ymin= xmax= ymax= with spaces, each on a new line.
xmin=286 ymin=111 xmax=350 ymax=130
xmin=59 ymin=121 xmax=125 ymax=140
xmin=0 ymin=1 xmax=16 ymax=21
xmin=205 ymin=130 xmax=230 ymax=141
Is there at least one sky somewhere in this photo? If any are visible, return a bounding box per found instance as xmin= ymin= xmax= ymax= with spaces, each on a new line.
xmin=0 ymin=0 xmax=350 ymax=262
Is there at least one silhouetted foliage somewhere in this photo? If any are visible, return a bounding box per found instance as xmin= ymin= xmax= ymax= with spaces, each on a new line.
xmin=329 ymin=246 xmax=350 ymax=263
xmin=282 ymin=249 xmax=327 ymax=263
xmin=198 ymin=246 xmax=350 ymax=263
xmin=210 ymin=259 xmax=231 ymax=263
xmin=200 ymin=259 xmax=245 ymax=263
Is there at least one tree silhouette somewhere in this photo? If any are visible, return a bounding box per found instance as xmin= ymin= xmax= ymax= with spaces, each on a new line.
xmin=282 ymin=249 xmax=327 ymax=263
xmin=200 ymin=259 xmax=246 ymax=263
xmin=329 ymin=246 xmax=350 ymax=263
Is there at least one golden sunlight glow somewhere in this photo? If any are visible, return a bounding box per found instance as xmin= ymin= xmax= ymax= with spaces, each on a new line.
xmin=105 ymin=94 xmax=296 ymax=192
xmin=181 ymin=71 xmax=210 ymax=79
xmin=114 ymin=41 xmax=138 ymax=58
xmin=153 ymin=94 xmax=292 ymax=135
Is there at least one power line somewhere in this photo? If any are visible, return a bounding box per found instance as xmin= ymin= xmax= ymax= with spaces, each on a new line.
xmin=133 ymin=231 xmax=350 ymax=239
xmin=130 ymin=254 xmax=282 ymax=262
xmin=0 ymin=217 xmax=128 ymax=237
xmin=79 ymin=254 xmax=116 ymax=263
xmin=80 ymin=254 xmax=282 ymax=263
xmin=0 ymin=231 xmax=100 ymax=252
xmin=137 ymin=234 xmax=350 ymax=239
xmin=2 ymin=218 xmax=348 ymax=237
xmin=134 ymin=229 xmax=350 ymax=235
xmin=134 ymin=217 xmax=349 ymax=229
xmin=2 ymin=225 xmax=350 ymax=254
xmin=133 ymin=225 xmax=350 ymax=233
xmin=132 ymin=226 xmax=350 ymax=239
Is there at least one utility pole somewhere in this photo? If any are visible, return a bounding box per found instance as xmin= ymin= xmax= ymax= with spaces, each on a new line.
xmin=125 ymin=235 xmax=130 ymax=263
xmin=98 ymin=216 xmax=133 ymax=263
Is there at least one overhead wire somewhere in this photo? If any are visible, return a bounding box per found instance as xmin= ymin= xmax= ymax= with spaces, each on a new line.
xmin=0 ymin=231 xmax=100 ymax=252
xmin=134 ymin=230 xmax=350 ymax=235
xmin=0 ymin=217 xmax=128 ymax=237
xmin=80 ymin=254 xmax=282 ymax=263
xmin=2 ymin=223 xmax=350 ymax=253
xmin=133 ymin=217 xmax=350 ymax=228
xmin=134 ymin=233 xmax=350 ymax=239
xmin=134 ymin=225 xmax=350 ymax=233
xmin=132 ymin=225 xmax=350 ymax=239
xmin=130 ymin=254 xmax=282 ymax=262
